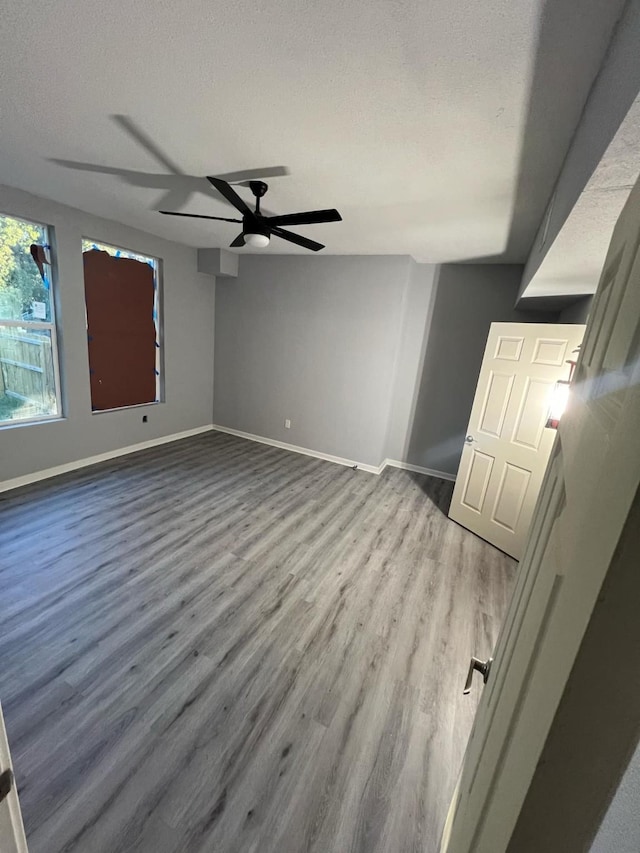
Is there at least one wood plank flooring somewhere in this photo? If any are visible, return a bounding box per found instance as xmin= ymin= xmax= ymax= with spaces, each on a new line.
xmin=0 ymin=432 xmax=515 ymax=853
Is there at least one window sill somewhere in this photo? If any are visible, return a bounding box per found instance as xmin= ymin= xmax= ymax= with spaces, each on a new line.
xmin=91 ymin=401 xmax=162 ymax=415
xmin=0 ymin=415 xmax=66 ymax=432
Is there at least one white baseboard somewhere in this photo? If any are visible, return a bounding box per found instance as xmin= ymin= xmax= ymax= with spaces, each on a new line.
xmin=1 ymin=424 xmax=456 ymax=494
xmin=211 ymin=425 xmax=456 ymax=481
xmin=0 ymin=424 xmax=214 ymax=493
xmin=211 ymin=424 xmax=382 ymax=474
xmin=382 ymin=459 xmax=456 ymax=482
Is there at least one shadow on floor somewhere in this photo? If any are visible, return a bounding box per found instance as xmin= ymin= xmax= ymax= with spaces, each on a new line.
xmin=408 ymin=472 xmax=454 ymax=517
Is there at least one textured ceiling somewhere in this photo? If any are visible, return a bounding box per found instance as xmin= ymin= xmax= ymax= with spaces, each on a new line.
xmin=521 ymin=97 xmax=640 ymax=297
xmin=0 ymin=0 xmax=624 ymax=261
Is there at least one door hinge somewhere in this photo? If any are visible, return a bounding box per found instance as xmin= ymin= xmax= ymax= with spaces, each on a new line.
xmin=0 ymin=768 xmax=14 ymax=804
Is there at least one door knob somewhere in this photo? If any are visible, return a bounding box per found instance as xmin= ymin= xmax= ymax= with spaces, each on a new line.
xmin=465 ymin=435 xmax=475 ymax=444
xmin=463 ymin=657 xmax=493 ymax=694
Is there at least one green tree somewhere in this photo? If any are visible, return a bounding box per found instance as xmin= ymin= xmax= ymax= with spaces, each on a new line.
xmin=0 ymin=215 xmax=48 ymax=320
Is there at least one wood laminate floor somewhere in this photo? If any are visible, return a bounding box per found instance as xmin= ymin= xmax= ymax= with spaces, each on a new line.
xmin=0 ymin=432 xmax=515 ymax=853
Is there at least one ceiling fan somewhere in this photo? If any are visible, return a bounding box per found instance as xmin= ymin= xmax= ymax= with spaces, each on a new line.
xmin=160 ymin=177 xmax=342 ymax=252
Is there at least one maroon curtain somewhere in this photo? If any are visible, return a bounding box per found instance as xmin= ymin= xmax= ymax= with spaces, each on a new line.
xmin=83 ymin=250 xmax=156 ymax=410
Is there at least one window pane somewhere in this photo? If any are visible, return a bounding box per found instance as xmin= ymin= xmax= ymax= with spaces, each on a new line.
xmin=81 ymin=239 xmax=156 ymax=269
xmin=0 ymin=214 xmax=52 ymax=322
xmin=0 ymin=325 xmax=59 ymax=423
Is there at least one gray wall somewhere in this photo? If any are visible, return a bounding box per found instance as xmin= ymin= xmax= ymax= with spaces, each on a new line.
xmin=559 ymin=295 xmax=593 ymax=324
xmin=388 ymin=264 xmax=555 ymax=475
xmin=0 ymin=184 xmax=215 ymax=483
xmin=383 ymin=262 xmax=438 ymax=463
xmin=214 ymin=257 xmax=556 ymax=477
xmin=213 ymin=255 xmax=412 ymax=468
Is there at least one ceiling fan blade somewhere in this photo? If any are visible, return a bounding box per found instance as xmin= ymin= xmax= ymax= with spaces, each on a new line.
xmin=230 ymin=233 xmax=246 ymax=247
xmin=267 ymin=209 xmax=342 ymax=227
xmin=207 ymin=177 xmax=253 ymax=216
xmin=271 ymin=227 xmax=324 ymax=252
xmin=159 ymin=211 xmax=242 ymax=223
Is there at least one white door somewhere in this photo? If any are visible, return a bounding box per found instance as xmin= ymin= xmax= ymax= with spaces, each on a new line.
xmin=441 ymin=177 xmax=640 ymax=852
xmin=0 ymin=704 xmax=28 ymax=853
xmin=449 ymin=322 xmax=585 ymax=559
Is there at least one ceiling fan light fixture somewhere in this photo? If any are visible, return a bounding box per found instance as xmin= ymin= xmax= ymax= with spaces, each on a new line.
xmin=244 ymin=232 xmax=270 ymax=248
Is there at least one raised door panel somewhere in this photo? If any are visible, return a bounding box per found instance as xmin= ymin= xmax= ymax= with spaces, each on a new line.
xmin=478 ymin=372 xmax=515 ymax=438
xmin=492 ymin=463 xmax=532 ymax=533
xmin=531 ymin=338 xmax=569 ymax=366
xmin=461 ymin=450 xmax=495 ymax=514
xmin=511 ymin=378 xmax=555 ymax=451
xmin=494 ymin=336 xmax=525 ymax=361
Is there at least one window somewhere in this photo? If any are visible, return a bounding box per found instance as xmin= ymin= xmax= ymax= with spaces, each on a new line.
xmin=82 ymin=240 xmax=161 ymax=412
xmin=0 ymin=213 xmax=61 ymax=426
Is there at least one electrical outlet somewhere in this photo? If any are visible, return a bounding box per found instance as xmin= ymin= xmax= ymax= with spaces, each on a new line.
xmin=284 ymin=418 xmax=291 ymax=429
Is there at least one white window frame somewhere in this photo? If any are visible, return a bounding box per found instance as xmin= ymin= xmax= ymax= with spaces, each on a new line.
xmin=81 ymin=238 xmax=162 ymax=413
xmin=0 ymin=213 xmax=63 ymax=429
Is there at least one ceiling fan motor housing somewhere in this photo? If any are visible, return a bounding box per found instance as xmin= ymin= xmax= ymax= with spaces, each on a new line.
xmin=249 ymin=180 xmax=269 ymax=198
xmin=243 ymin=216 xmax=270 ymax=238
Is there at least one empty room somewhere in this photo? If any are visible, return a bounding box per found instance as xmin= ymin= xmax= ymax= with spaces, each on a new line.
xmin=1 ymin=1 xmax=640 ymax=852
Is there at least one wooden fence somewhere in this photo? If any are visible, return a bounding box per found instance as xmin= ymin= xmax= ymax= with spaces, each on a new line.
xmin=0 ymin=330 xmax=56 ymax=414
